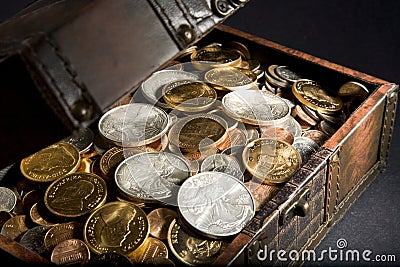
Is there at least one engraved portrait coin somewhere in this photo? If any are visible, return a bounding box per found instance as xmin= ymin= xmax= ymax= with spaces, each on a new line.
xmin=51 ymin=239 xmax=90 ymax=265
xmin=83 ymin=201 xmax=149 ymax=255
xmin=20 ymin=141 xmax=80 ymax=183
xmin=243 ymin=138 xmax=302 ymax=185
xmin=115 ymin=152 xmax=191 ymax=204
xmin=168 ymin=114 xmax=228 ymax=154
xmin=44 ymin=172 xmax=107 ymax=218
xmin=178 ymin=172 xmax=255 ymax=238
xmin=167 ymin=218 xmax=227 ymax=266
xmin=292 ymin=79 xmax=343 ymax=114
xmin=63 ymin=127 xmax=94 ymax=154
xmin=98 ymin=103 xmax=170 ymax=147
xmin=141 ymin=69 xmax=199 ymax=109
xmin=162 ymin=80 xmax=217 ymax=112
xmin=222 ymin=90 xmax=290 ymax=126
xmin=0 ymin=187 xmax=16 ymax=212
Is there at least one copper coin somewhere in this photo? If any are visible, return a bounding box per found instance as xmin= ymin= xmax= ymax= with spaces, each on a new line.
xmin=22 ymin=190 xmax=42 ymax=214
xmin=1 ymin=215 xmax=29 ymax=240
xmin=30 ymin=202 xmax=59 ymax=227
xmin=147 ymin=208 xmax=178 ymax=240
xmin=128 ymin=237 xmax=168 ymax=263
xmin=216 ymin=127 xmax=248 ymax=152
xmin=292 ymin=105 xmax=318 ymax=126
xmin=302 ymin=130 xmax=329 ymax=147
xmin=261 ymin=127 xmax=295 ymax=145
xmin=44 ymin=222 xmax=83 ymax=252
xmin=51 ymin=239 xmax=90 ymax=265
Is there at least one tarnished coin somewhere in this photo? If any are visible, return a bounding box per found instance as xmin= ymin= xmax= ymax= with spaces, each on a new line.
xmin=44 ymin=222 xmax=83 ymax=252
xmin=128 ymin=237 xmax=168 ymax=263
xmin=147 ymin=208 xmax=178 ymax=240
xmin=84 ymin=201 xmax=149 ymax=255
xmin=318 ymin=120 xmax=338 ymax=137
xmin=51 ymin=239 xmax=90 ymax=265
xmin=167 ymin=218 xmax=226 ymax=266
xmin=292 ymin=79 xmax=343 ymax=114
xmin=1 ymin=215 xmax=29 ymax=240
xmin=302 ymin=130 xmax=329 ymax=146
xmin=162 ymin=80 xmax=217 ymax=112
xmin=204 ymin=67 xmax=257 ymax=91
xmin=141 ymin=69 xmax=199 ymax=109
xmin=243 ymin=138 xmax=302 ymax=185
xmin=316 ymin=110 xmax=346 ymax=126
xmin=168 ymin=114 xmax=228 ymax=154
xmin=247 ymin=59 xmax=261 ymax=71
xmin=274 ymin=65 xmax=302 ymax=84
xmin=98 ymin=103 xmax=170 ymax=147
xmin=190 ymin=46 xmax=242 ymax=68
xmin=19 ymin=225 xmax=50 ymax=256
xmin=293 ymin=140 xmax=318 ymax=165
xmin=222 ymin=89 xmax=290 ymax=126
xmin=20 ymin=141 xmax=80 ymax=183
xmin=260 ymin=115 xmax=301 ymax=139
xmin=115 ymin=152 xmax=191 ymax=204
xmin=0 ymin=187 xmax=16 ymax=212
xmin=44 ymin=172 xmax=107 ymax=218
xmin=200 ymin=153 xmax=241 ymax=173
xmin=261 ymin=127 xmax=295 ymax=145
xmin=63 ymin=127 xmax=94 ymax=154
xmin=89 ymin=252 xmax=132 ymax=265
xmin=338 ymin=81 xmax=369 ymax=97
xmin=178 ymin=172 xmax=255 ymax=238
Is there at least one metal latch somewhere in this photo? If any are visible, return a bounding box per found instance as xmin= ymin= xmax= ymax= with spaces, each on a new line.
xmin=279 ymin=187 xmax=310 ymax=225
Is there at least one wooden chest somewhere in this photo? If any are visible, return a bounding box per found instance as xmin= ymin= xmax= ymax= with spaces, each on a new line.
xmin=0 ymin=1 xmax=398 ymax=265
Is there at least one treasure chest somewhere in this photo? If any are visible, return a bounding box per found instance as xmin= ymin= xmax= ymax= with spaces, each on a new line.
xmin=0 ymin=0 xmax=398 ymax=266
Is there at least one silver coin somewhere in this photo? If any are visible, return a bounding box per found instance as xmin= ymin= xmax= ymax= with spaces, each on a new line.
xmin=267 ymin=65 xmax=291 ymax=88
xmin=207 ymin=108 xmax=239 ymax=130
xmin=19 ymin=225 xmax=50 ymax=255
xmin=140 ymin=70 xmax=199 ymax=109
xmin=275 ymin=65 xmax=302 ymax=83
xmin=221 ymin=145 xmax=246 ymax=172
xmin=63 ymin=127 xmax=94 ymax=153
xmin=0 ymin=187 xmax=16 ymax=212
xmin=292 ymin=142 xmax=317 ymax=165
xmin=200 ymin=154 xmax=241 ymax=173
xmin=245 ymin=124 xmax=260 ymax=142
xmin=222 ymin=90 xmax=290 ymax=127
xmin=178 ymin=172 xmax=255 ymax=238
xmin=293 ymin=136 xmax=320 ymax=150
xmin=212 ymin=165 xmax=245 ymax=182
xmin=115 ymin=152 xmax=191 ymax=204
xmin=98 ymin=103 xmax=170 ymax=147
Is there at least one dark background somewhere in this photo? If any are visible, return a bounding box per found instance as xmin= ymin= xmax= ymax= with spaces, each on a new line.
xmin=0 ymin=0 xmax=399 ymax=265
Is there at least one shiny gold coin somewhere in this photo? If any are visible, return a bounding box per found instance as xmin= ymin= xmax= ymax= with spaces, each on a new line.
xmin=204 ymin=67 xmax=256 ymax=91
xmin=20 ymin=141 xmax=80 ymax=183
xmin=167 ymin=219 xmax=226 ymax=266
xmin=128 ymin=237 xmax=168 ymax=263
xmin=76 ymin=157 xmax=93 ymax=173
xmin=0 ymin=214 xmax=29 ymax=240
xmin=44 ymin=222 xmax=83 ymax=251
xmin=30 ymin=202 xmax=59 ymax=227
xmin=100 ymin=147 xmax=125 ymax=180
xmin=168 ymin=114 xmax=228 ymax=154
xmin=44 ymin=172 xmax=107 ymax=218
xmin=190 ymin=46 xmax=242 ymax=69
xmin=292 ymin=79 xmax=343 ymax=114
xmin=338 ymin=81 xmax=369 ymax=97
xmin=226 ymin=40 xmax=251 ymax=60
xmin=243 ymin=138 xmax=302 ymax=185
xmin=84 ymin=201 xmax=149 ymax=255
xmin=162 ymin=80 xmax=217 ymax=112
xmin=147 ymin=208 xmax=178 ymax=240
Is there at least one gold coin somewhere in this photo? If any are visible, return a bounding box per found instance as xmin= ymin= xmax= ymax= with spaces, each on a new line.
xmin=128 ymin=237 xmax=168 ymax=263
xmin=30 ymin=202 xmax=59 ymax=227
xmin=99 ymin=147 xmax=125 ymax=180
xmin=0 ymin=214 xmax=29 ymax=240
xmin=162 ymin=80 xmax=217 ymax=112
xmin=168 ymin=114 xmax=228 ymax=153
xmin=147 ymin=208 xmax=178 ymax=240
xmin=292 ymin=79 xmax=343 ymax=114
xmin=190 ymin=46 xmax=242 ymax=69
xmin=84 ymin=201 xmax=149 ymax=255
xmin=20 ymin=141 xmax=80 ymax=182
xmin=243 ymin=138 xmax=302 ymax=185
xmin=167 ymin=218 xmax=226 ymax=266
xmin=338 ymin=81 xmax=369 ymax=97
xmin=44 ymin=172 xmax=107 ymax=218
xmin=204 ymin=67 xmax=256 ymax=91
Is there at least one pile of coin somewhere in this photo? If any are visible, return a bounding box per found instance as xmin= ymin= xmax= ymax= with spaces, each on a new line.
xmin=0 ymin=39 xmax=371 ymax=266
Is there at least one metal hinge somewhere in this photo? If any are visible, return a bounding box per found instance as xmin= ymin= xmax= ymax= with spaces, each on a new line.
xmin=279 ymin=187 xmax=310 ymax=226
